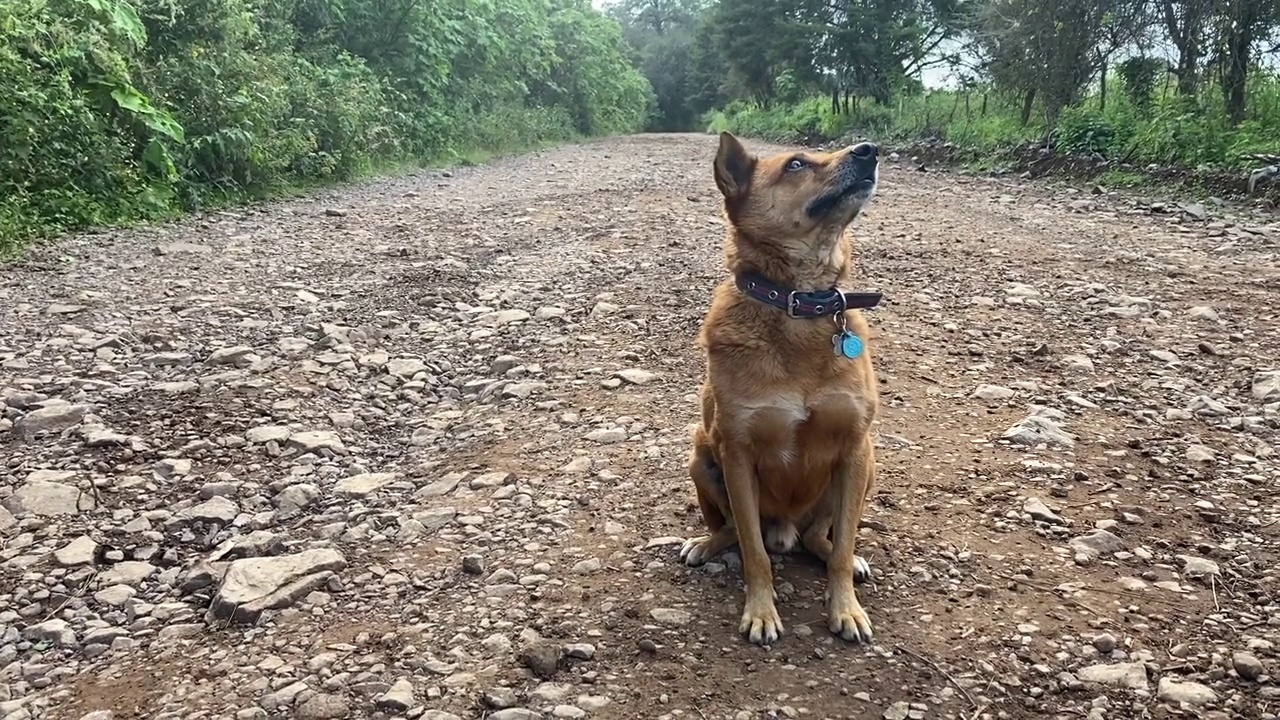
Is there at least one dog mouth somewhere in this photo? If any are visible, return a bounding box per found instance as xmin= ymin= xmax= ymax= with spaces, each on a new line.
xmin=805 ymin=143 xmax=878 ymax=220
xmin=805 ymin=172 xmax=877 ymax=220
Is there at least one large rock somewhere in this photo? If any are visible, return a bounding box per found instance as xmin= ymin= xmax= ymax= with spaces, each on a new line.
xmin=1252 ymin=371 xmax=1280 ymax=402
xmin=334 ymin=472 xmax=397 ymax=497
xmin=288 ymin=431 xmax=346 ymax=454
xmin=1077 ymin=662 xmax=1149 ymax=690
xmin=1001 ymin=412 xmax=1074 ymax=449
xmin=170 ymin=496 xmax=239 ymax=526
xmin=2 ymin=473 xmax=95 ymax=516
xmin=1157 ymin=677 xmax=1217 ymax=706
xmin=14 ymin=403 xmax=90 ymax=440
xmin=1069 ymin=529 xmax=1126 ymax=565
xmin=210 ymin=548 xmax=347 ymax=622
xmin=296 ymin=693 xmax=351 ymax=719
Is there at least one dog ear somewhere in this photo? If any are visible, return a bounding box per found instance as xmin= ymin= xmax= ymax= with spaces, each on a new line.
xmin=713 ymin=131 xmax=755 ymax=199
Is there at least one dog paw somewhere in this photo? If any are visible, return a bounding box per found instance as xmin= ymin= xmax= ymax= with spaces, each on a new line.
xmin=679 ymin=535 xmax=716 ymax=567
xmin=765 ymin=521 xmax=799 ymax=553
xmin=854 ymin=555 xmax=872 ymax=584
xmin=739 ymin=596 xmax=784 ymax=645
xmin=827 ymin=588 xmax=873 ymax=644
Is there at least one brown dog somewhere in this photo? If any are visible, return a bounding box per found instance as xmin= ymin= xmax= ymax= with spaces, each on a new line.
xmin=680 ymin=132 xmax=882 ymax=645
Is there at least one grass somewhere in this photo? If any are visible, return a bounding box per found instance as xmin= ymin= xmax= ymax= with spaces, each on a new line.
xmin=704 ymin=72 xmax=1280 ymax=179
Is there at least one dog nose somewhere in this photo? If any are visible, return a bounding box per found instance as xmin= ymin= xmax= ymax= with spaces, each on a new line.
xmin=850 ymin=142 xmax=878 ymax=160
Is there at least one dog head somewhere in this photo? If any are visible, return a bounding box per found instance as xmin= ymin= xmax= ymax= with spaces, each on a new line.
xmin=712 ymin=131 xmax=878 ymax=250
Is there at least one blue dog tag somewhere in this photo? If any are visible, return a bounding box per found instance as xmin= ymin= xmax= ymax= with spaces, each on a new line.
xmin=832 ymin=332 xmax=864 ymax=359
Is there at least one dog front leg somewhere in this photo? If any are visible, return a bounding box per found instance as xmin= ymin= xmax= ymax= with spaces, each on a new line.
xmin=826 ymin=434 xmax=875 ymax=643
xmin=721 ymin=451 xmax=782 ymax=645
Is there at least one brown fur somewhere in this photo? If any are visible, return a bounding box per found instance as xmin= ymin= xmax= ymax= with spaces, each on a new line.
xmin=680 ymin=132 xmax=881 ymax=645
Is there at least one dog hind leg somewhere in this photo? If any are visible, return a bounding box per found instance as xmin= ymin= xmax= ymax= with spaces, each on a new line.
xmin=801 ymin=514 xmax=873 ymax=584
xmin=681 ymin=429 xmax=739 ymax=567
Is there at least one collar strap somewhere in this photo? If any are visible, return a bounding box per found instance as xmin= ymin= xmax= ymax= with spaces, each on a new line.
xmin=735 ymin=271 xmax=883 ymax=318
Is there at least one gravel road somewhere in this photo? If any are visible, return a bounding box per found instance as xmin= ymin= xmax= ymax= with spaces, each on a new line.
xmin=2 ymin=133 xmax=1280 ymax=720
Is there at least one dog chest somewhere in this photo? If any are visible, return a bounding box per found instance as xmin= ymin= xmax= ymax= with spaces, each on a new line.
xmin=737 ymin=390 xmax=868 ymax=460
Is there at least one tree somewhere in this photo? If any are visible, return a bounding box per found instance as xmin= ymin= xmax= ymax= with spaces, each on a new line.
xmin=1212 ymin=0 xmax=1278 ymax=124
xmin=1160 ymin=0 xmax=1214 ymax=96
xmin=972 ymin=0 xmax=1150 ymax=128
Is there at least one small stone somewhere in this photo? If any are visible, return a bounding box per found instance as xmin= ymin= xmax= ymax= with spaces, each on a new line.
xmin=1253 ymin=371 xmax=1280 ymax=402
xmin=1233 ymin=651 xmax=1265 ymax=681
xmin=489 ymin=711 xmax=541 ymax=720
xmin=334 ymin=472 xmax=397 ymax=497
xmin=484 ymin=688 xmax=519 ymax=709
xmin=1186 ymin=444 xmax=1216 ymax=463
xmin=246 ymin=425 xmax=292 ymax=444
xmin=519 ymin=644 xmax=562 ymax=679
xmin=972 ymin=384 xmax=1015 ymax=401
xmin=54 ymin=535 xmax=98 ymax=566
xmin=1070 ymin=529 xmax=1126 ymax=565
xmin=1023 ymin=497 xmax=1064 ymax=525
xmin=1002 ymin=414 xmax=1074 ymax=448
xmin=295 ymin=693 xmax=351 ymax=720
xmin=463 ymin=555 xmax=485 ymax=575
xmin=584 ymin=427 xmax=626 ymax=444
xmin=173 ymin=496 xmax=239 ymax=525
xmin=287 ymin=430 xmax=346 ymax=454
xmin=1177 ymin=555 xmax=1221 ymax=581
xmin=649 ymin=608 xmax=692 ymax=626
xmin=573 ymin=558 xmax=602 ymax=574
xmin=615 ymin=369 xmax=657 ymax=385
xmin=22 ymin=619 xmax=77 ymax=647
xmin=1092 ymin=633 xmax=1117 ymax=654
xmin=1061 ymin=354 xmax=1095 ymax=374
xmin=564 ymin=643 xmax=596 ymax=660
xmin=206 ymin=345 xmax=255 ymax=366
xmin=1188 ymin=306 xmax=1220 ymax=322
xmin=376 ymin=678 xmax=415 ymax=712
xmin=884 ymin=702 xmax=910 ymax=720
xmin=98 ymin=561 xmax=157 ymax=586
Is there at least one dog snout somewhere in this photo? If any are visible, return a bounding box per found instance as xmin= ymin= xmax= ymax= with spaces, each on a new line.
xmin=850 ymin=142 xmax=878 ymax=160
xmin=842 ymin=142 xmax=878 ymax=181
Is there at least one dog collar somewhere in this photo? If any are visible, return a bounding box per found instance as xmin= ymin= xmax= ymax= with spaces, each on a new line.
xmin=734 ymin=271 xmax=882 ymax=318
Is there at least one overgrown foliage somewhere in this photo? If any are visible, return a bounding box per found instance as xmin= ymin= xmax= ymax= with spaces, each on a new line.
xmin=608 ymin=0 xmax=1280 ymax=175
xmin=1 ymin=0 xmax=652 ymax=250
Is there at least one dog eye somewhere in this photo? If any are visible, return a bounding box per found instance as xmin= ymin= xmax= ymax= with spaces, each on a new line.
xmin=786 ymin=158 xmax=807 ymax=172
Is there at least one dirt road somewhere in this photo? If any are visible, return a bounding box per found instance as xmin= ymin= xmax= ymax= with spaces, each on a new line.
xmin=3 ymin=133 xmax=1280 ymax=720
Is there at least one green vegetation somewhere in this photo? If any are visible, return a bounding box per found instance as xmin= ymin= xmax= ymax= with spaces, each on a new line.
xmin=609 ymin=0 xmax=1280 ymax=176
xmin=1 ymin=0 xmax=653 ymax=251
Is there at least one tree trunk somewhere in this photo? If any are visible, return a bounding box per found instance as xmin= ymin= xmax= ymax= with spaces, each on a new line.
xmin=1223 ymin=23 xmax=1253 ymax=125
xmin=1020 ymin=89 xmax=1036 ymax=126
xmin=1099 ymin=57 xmax=1108 ymax=112
xmin=981 ymin=93 xmax=988 ymax=117
xmin=831 ymin=87 xmax=840 ymax=114
xmin=1174 ymin=49 xmax=1200 ymax=96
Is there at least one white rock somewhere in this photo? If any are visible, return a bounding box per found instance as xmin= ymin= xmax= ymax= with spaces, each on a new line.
xmin=1077 ymin=661 xmax=1149 ymax=690
xmin=54 ymin=535 xmax=98 ymax=566
xmin=1157 ymin=677 xmax=1217 ymax=706
xmin=211 ymin=549 xmax=347 ymax=623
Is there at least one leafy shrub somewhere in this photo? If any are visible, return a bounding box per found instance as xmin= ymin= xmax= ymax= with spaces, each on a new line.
xmin=0 ymin=0 xmax=654 ymax=252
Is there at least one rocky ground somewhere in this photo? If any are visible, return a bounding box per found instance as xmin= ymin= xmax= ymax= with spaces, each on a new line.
xmin=1 ymin=133 xmax=1279 ymax=720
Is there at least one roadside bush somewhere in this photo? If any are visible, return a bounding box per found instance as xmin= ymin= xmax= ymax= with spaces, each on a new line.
xmin=705 ymin=72 xmax=1280 ymax=172
xmin=0 ymin=0 xmax=653 ymax=253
